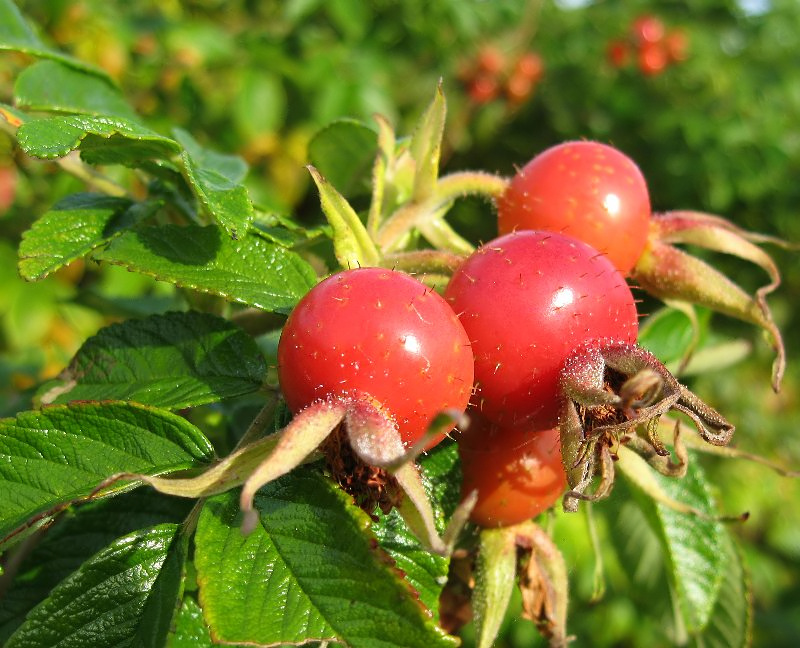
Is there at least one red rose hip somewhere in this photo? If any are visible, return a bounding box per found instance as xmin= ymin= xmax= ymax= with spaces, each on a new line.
xmin=444 ymin=231 xmax=639 ymax=429
xmin=496 ymin=140 xmax=651 ymax=275
xmin=278 ymin=267 xmax=474 ymax=448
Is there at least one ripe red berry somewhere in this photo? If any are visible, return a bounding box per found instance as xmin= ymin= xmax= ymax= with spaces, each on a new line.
xmin=496 ymin=140 xmax=652 ymax=275
xmin=638 ymin=41 xmax=669 ymax=76
xmin=459 ymin=415 xmax=566 ymax=527
xmin=444 ymin=231 xmax=639 ymax=430
xmin=278 ymin=268 xmax=474 ymax=448
xmin=631 ymin=14 xmax=665 ymax=44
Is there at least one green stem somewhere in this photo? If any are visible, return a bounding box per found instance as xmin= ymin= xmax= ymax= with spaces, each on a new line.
xmin=57 ymin=152 xmax=129 ymax=197
xmin=417 ymin=209 xmax=476 ymax=255
xmin=382 ymin=249 xmax=466 ymax=276
xmin=376 ymin=170 xmax=508 ymax=252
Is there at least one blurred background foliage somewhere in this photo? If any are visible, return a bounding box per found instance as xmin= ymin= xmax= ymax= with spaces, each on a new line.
xmin=1 ymin=0 xmax=798 ymax=645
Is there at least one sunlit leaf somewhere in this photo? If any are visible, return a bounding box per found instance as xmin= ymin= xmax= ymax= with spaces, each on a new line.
xmin=42 ymin=311 xmax=266 ymax=409
xmin=94 ymin=225 xmax=316 ymax=314
xmin=194 ymin=473 xmax=457 ymax=647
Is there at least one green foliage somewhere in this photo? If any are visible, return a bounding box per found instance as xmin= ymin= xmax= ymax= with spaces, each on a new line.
xmin=40 ymin=311 xmax=267 ymax=409
xmin=0 ymin=1 xmax=796 ymax=647
xmin=0 ymin=401 xmax=214 ymax=544
xmin=6 ymin=524 xmax=187 ymax=647
xmin=195 ymin=475 xmax=457 ymax=648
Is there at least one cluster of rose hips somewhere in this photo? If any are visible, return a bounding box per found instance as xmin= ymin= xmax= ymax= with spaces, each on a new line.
xmin=247 ymin=133 xmax=780 ymax=550
xmin=607 ymin=14 xmax=689 ymax=76
xmin=271 ymin=141 xmax=675 ymax=532
xmin=459 ymin=44 xmax=544 ymax=107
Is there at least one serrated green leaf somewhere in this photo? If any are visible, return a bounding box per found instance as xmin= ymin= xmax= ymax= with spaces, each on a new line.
xmin=194 ymin=473 xmax=458 ymax=648
xmin=371 ymin=508 xmax=449 ymax=619
xmin=418 ymin=440 xmax=463 ymax=520
xmin=18 ymin=193 xmax=155 ymax=281
xmin=14 ymin=60 xmax=138 ymax=120
xmin=618 ymin=449 xmax=726 ymax=633
xmin=174 ymin=128 xmax=253 ymax=239
xmin=692 ymin=529 xmax=752 ymax=648
xmin=42 ymin=311 xmax=266 ymax=409
xmin=0 ymin=490 xmax=193 ymax=643
xmin=5 ymin=524 xmax=187 ymax=648
xmin=173 ymin=128 xmax=248 ymax=184
xmin=94 ymin=225 xmax=317 ymax=314
xmin=17 ymin=114 xmax=181 ymax=164
xmin=308 ymin=118 xmax=377 ymax=198
xmin=0 ymin=401 xmax=214 ymax=546
xmin=0 ymin=0 xmax=111 ymax=81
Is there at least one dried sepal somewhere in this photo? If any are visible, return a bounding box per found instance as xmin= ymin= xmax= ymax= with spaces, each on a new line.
xmin=559 ymin=342 xmax=734 ymax=511
xmin=562 ymin=442 xmax=616 ymax=513
xmin=515 ymin=521 xmax=571 ymax=648
xmin=632 ymin=210 xmax=787 ymax=390
xmin=237 ymin=391 xmax=467 ymax=555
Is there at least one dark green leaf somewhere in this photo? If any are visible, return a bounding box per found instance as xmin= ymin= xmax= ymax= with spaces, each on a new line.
xmin=0 ymin=490 xmax=193 ymax=643
xmin=194 ymin=473 xmax=458 ymax=647
xmin=5 ymin=524 xmax=187 ymax=648
xmin=0 ymin=0 xmax=111 ymax=81
xmin=371 ymin=508 xmax=449 ymax=619
xmin=0 ymin=401 xmax=214 ymax=546
xmin=418 ymin=440 xmax=463 ymax=520
xmin=253 ymin=209 xmax=331 ymax=247
xmin=620 ymin=453 xmax=726 ymax=633
xmin=14 ymin=60 xmax=138 ymax=119
xmin=166 ymin=597 xmax=214 ymax=648
xmin=17 ymin=114 xmax=180 ymax=164
xmin=42 ymin=311 xmax=267 ymax=409
xmin=94 ymin=225 xmax=317 ymax=314
xmin=308 ymin=118 xmax=377 ymax=197
xmin=173 ymin=129 xmax=253 ymax=238
xmin=18 ymin=193 xmax=154 ymax=281
xmin=692 ymin=529 xmax=752 ymax=648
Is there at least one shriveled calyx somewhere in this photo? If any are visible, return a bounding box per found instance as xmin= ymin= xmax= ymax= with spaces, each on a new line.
xmin=558 ymin=341 xmax=734 ymax=512
xmin=238 ymin=392 xmax=474 ymax=556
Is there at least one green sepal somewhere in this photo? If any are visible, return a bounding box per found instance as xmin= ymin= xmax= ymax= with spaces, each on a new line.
xmin=307 ymin=164 xmax=380 ymax=269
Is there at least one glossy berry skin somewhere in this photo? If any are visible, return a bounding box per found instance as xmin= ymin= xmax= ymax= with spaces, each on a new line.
xmin=278 ymin=267 xmax=474 ymax=449
xmin=444 ymin=231 xmax=638 ymax=429
xmin=458 ymin=415 xmax=566 ymax=527
xmin=496 ymin=140 xmax=651 ymax=275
